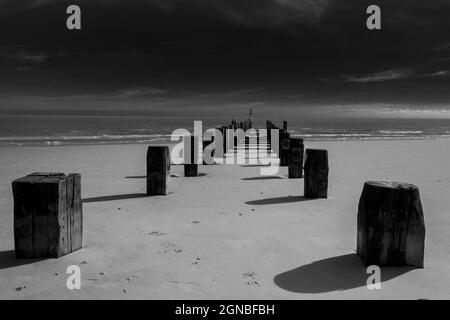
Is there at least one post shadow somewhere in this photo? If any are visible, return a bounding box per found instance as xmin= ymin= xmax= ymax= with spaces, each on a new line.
xmin=82 ymin=193 xmax=148 ymax=203
xmin=0 ymin=250 xmax=47 ymax=270
xmin=183 ymin=172 xmax=207 ymax=177
xmin=245 ymin=196 xmax=311 ymax=205
xmin=273 ymin=253 xmax=416 ymax=294
xmin=124 ymin=176 xmax=146 ymax=179
xmin=240 ymin=164 xmax=271 ymax=168
xmin=242 ymin=176 xmax=284 ymax=181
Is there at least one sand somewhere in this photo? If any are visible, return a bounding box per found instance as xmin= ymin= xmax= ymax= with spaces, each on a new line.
xmin=0 ymin=139 xmax=450 ymax=299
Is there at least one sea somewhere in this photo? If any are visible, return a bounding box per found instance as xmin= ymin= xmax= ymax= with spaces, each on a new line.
xmin=1 ymin=112 xmax=450 ymax=146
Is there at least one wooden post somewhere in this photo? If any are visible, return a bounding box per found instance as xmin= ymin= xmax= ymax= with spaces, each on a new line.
xmin=12 ymin=172 xmax=83 ymax=258
xmin=266 ymin=120 xmax=272 ymax=149
xmin=221 ymin=126 xmax=227 ymax=155
xmin=288 ymin=138 xmax=304 ymax=178
xmin=283 ymin=120 xmax=288 ymax=133
xmin=245 ymin=136 xmax=250 ymax=150
xmin=147 ymin=146 xmax=170 ymax=195
xmin=184 ymin=135 xmax=199 ymax=177
xmin=280 ymin=132 xmax=290 ymax=167
xmin=357 ymin=181 xmax=425 ymax=268
xmin=304 ymin=149 xmax=328 ymax=198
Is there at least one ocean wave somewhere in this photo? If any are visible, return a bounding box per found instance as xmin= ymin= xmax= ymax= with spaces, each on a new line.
xmin=377 ymin=130 xmax=424 ymax=134
xmin=0 ymin=133 xmax=173 ymax=146
xmin=289 ymin=132 xmax=450 ymax=141
xmin=1 ymin=131 xmax=450 ymax=146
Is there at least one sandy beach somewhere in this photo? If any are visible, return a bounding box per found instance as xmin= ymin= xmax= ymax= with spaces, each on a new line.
xmin=1 ymin=139 xmax=450 ymax=299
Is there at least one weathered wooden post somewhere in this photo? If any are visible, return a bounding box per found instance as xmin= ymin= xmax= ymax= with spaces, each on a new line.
xmin=245 ymin=136 xmax=250 ymax=149
xmin=221 ymin=126 xmax=227 ymax=155
xmin=304 ymin=149 xmax=328 ymax=198
xmin=288 ymin=138 xmax=304 ymax=178
xmin=283 ymin=120 xmax=287 ymax=133
xmin=266 ymin=120 xmax=272 ymax=149
xmin=184 ymin=135 xmax=199 ymax=177
xmin=280 ymin=132 xmax=290 ymax=166
xmin=12 ymin=172 xmax=83 ymax=258
xmin=357 ymin=181 xmax=425 ymax=268
xmin=147 ymin=146 xmax=170 ymax=195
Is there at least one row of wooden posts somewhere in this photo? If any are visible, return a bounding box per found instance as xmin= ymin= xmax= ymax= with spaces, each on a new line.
xmin=11 ymin=119 xmax=425 ymax=269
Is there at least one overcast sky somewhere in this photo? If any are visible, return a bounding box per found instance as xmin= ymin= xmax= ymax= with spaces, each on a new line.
xmin=1 ymin=0 xmax=450 ymax=114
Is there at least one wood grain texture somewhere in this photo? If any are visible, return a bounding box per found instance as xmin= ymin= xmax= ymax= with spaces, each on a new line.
xmin=147 ymin=146 xmax=170 ymax=195
xmin=12 ymin=173 xmax=83 ymax=258
xmin=304 ymin=149 xmax=329 ymax=198
xmin=184 ymin=135 xmax=199 ymax=177
xmin=280 ymin=132 xmax=291 ymax=167
xmin=357 ymin=181 xmax=425 ymax=268
xmin=288 ymin=138 xmax=304 ymax=179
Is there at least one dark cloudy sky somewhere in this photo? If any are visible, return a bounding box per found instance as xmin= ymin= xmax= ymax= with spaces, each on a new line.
xmin=1 ymin=0 xmax=450 ymax=116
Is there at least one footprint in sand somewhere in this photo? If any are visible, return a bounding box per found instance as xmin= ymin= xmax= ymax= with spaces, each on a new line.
xmin=124 ymin=275 xmax=138 ymax=284
xmin=15 ymin=286 xmax=26 ymax=292
xmin=192 ymin=220 xmax=200 ymax=224
xmin=87 ymin=272 xmax=105 ymax=281
xmin=243 ymin=272 xmax=260 ymax=287
xmin=159 ymin=241 xmax=183 ymax=254
xmin=191 ymin=257 xmax=201 ymax=268
xmin=148 ymin=231 xmax=167 ymax=237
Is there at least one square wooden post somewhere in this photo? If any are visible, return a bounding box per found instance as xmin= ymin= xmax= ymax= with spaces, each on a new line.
xmin=12 ymin=172 xmax=83 ymax=258
xmin=280 ymin=132 xmax=291 ymax=167
xmin=184 ymin=135 xmax=199 ymax=177
xmin=147 ymin=146 xmax=170 ymax=195
xmin=288 ymin=138 xmax=304 ymax=178
xmin=304 ymin=149 xmax=329 ymax=198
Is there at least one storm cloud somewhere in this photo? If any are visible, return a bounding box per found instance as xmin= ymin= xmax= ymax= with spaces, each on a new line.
xmin=1 ymin=0 xmax=450 ymax=111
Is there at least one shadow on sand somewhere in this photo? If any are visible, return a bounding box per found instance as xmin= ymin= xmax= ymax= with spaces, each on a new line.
xmin=180 ymin=173 xmax=208 ymax=177
xmin=126 ymin=173 xmax=207 ymax=179
xmin=246 ymin=196 xmax=311 ymax=205
xmin=82 ymin=193 xmax=148 ymax=203
xmin=242 ymin=176 xmax=284 ymax=181
xmin=274 ymin=253 xmax=416 ymax=293
xmin=240 ymin=164 xmax=271 ymax=168
xmin=0 ymin=250 xmax=46 ymax=270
